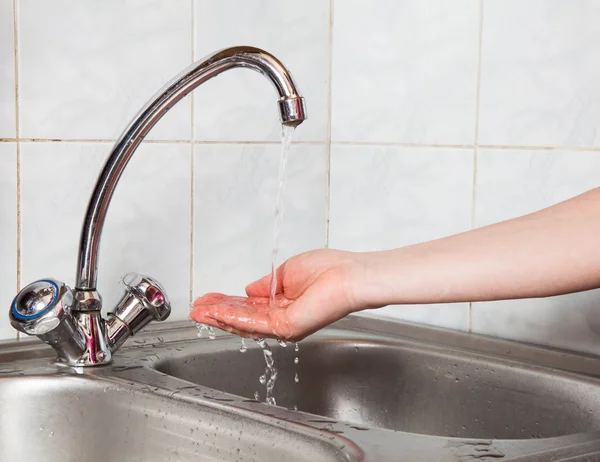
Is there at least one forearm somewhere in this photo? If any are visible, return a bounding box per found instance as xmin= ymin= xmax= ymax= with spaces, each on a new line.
xmin=353 ymin=187 xmax=600 ymax=309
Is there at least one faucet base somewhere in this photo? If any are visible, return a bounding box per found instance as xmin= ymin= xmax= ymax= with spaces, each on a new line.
xmin=68 ymin=311 xmax=112 ymax=366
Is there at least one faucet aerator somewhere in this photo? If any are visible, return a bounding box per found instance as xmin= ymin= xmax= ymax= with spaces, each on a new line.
xmin=278 ymin=96 xmax=307 ymax=127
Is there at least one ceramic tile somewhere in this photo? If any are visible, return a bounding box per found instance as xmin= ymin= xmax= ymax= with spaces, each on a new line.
xmin=193 ymin=143 xmax=327 ymax=298
xmin=356 ymin=303 xmax=469 ymax=332
xmin=193 ymin=0 xmax=330 ymax=142
xmin=473 ymin=148 xmax=600 ymax=354
xmin=479 ymin=0 xmax=600 ymax=147
xmin=475 ymin=149 xmax=600 ymax=227
xmin=0 ymin=0 xmax=15 ymax=138
xmin=330 ymin=144 xmax=474 ymax=330
xmin=0 ymin=143 xmax=17 ymax=340
xmin=472 ymin=294 xmax=600 ymax=355
xmin=20 ymin=142 xmax=191 ymax=322
xmin=19 ymin=0 xmax=192 ymax=141
xmin=331 ymin=0 xmax=479 ymax=145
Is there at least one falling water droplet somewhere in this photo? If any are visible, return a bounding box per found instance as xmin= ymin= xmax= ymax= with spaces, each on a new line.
xmin=207 ymin=326 xmax=216 ymax=340
xmin=254 ymin=391 xmax=260 ymax=401
xmin=259 ymin=374 xmax=266 ymax=385
xmin=294 ymin=357 xmax=299 ymax=364
xmin=239 ymin=338 xmax=247 ymax=353
xmin=196 ymin=323 xmax=207 ymax=338
xmin=294 ymin=373 xmax=299 ymax=383
xmin=277 ymin=339 xmax=287 ymax=348
xmin=255 ymin=338 xmax=278 ymax=406
xmin=294 ymin=342 xmax=299 ymax=352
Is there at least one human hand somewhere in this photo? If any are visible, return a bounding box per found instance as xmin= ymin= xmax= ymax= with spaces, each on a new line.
xmin=190 ymin=249 xmax=364 ymax=341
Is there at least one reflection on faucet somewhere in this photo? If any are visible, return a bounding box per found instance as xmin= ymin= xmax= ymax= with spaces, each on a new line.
xmin=10 ymin=46 xmax=307 ymax=366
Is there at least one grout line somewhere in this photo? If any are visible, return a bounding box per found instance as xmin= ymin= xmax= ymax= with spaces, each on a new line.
xmin=469 ymin=0 xmax=485 ymax=334
xmin=333 ymin=141 xmax=475 ymax=149
xmin=325 ymin=0 xmax=334 ymax=248
xmin=193 ymin=140 xmax=326 ymax=145
xmin=14 ymin=138 xmax=191 ymax=144
xmin=12 ymin=0 xmax=20 ymax=340
xmin=4 ymin=137 xmax=600 ymax=152
xmin=478 ymin=144 xmax=600 ymax=152
xmin=189 ymin=0 xmax=195 ymax=311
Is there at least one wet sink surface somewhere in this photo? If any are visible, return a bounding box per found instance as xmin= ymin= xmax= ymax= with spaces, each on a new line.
xmin=155 ymin=334 xmax=600 ymax=440
xmin=0 ymin=374 xmax=349 ymax=462
xmin=5 ymin=317 xmax=600 ymax=461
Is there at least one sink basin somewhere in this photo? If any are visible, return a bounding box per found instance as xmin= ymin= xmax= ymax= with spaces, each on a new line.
xmin=5 ymin=317 xmax=600 ymax=461
xmin=155 ymin=331 xmax=600 ymax=440
xmin=0 ymin=374 xmax=349 ymax=462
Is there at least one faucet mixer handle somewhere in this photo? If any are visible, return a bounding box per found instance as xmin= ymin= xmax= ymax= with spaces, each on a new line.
xmin=9 ymin=279 xmax=97 ymax=364
xmin=106 ymin=273 xmax=171 ymax=351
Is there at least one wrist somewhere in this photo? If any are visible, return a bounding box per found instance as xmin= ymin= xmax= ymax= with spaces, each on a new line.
xmin=344 ymin=251 xmax=387 ymax=312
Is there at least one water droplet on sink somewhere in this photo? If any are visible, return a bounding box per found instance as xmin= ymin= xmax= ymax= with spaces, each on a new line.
xmin=49 ymin=432 xmax=54 ymax=437
xmin=455 ymin=378 xmax=459 ymax=382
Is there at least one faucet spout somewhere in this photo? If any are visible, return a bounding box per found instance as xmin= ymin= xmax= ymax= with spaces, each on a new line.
xmin=75 ymin=46 xmax=307 ymax=292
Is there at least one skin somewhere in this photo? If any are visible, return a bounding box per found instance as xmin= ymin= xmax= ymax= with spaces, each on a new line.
xmin=191 ymin=187 xmax=600 ymax=341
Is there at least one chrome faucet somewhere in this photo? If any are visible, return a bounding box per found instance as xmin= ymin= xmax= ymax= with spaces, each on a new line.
xmin=9 ymin=46 xmax=307 ymax=366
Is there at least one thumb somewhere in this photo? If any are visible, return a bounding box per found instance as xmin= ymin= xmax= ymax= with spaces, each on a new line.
xmin=245 ymin=262 xmax=286 ymax=297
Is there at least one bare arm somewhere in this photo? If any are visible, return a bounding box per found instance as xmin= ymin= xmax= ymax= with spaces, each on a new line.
xmin=192 ymin=187 xmax=600 ymax=340
xmin=355 ymin=187 xmax=600 ymax=309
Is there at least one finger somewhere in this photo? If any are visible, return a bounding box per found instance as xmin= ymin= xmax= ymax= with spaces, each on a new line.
xmin=211 ymin=320 xmax=254 ymax=338
xmin=245 ymin=262 xmax=286 ymax=297
xmin=209 ymin=308 xmax=271 ymax=337
xmin=193 ymin=293 xmax=228 ymax=305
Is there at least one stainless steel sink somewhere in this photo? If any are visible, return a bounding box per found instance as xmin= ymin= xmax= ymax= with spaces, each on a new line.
xmin=0 ymin=363 xmax=355 ymax=461
xmin=4 ymin=315 xmax=600 ymax=461
xmin=153 ymin=333 xmax=600 ymax=440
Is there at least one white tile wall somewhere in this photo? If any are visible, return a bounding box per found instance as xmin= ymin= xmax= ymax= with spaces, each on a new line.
xmin=194 ymin=143 xmax=327 ymax=296
xmin=20 ymin=142 xmax=191 ymax=321
xmin=329 ymin=145 xmax=473 ymax=330
xmin=472 ymin=149 xmax=600 ymax=354
xmin=193 ymin=0 xmax=330 ymax=142
xmin=0 ymin=0 xmax=15 ymax=138
xmin=479 ymin=0 xmax=600 ymax=148
xmin=19 ymin=0 xmax=192 ymax=141
xmin=2 ymin=0 xmax=600 ymax=354
xmin=0 ymin=143 xmax=16 ymax=340
xmin=331 ymin=0 xmax=479 ymax=145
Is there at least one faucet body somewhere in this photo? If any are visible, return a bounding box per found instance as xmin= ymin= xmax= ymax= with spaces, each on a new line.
xmin=9 ymin=46 xmax=306 ymax=366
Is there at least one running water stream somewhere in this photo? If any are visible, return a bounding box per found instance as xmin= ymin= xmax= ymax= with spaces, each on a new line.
xmin=254 ymin=125 xmax=295 ymax=406
xmin=197 ymin=125 xmax=298 ymax=408
xmin=269 ymin=124 xmax=294 ymax=307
